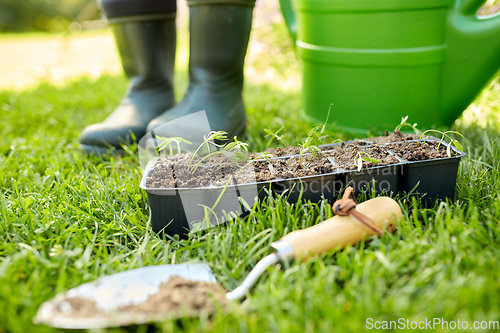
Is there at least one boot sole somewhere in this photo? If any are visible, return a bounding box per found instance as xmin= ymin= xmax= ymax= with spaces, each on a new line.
xmin=79 ymin=144 xmax=125 ymax=157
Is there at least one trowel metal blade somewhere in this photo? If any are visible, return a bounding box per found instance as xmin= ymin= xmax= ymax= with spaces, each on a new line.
xmin=34 ymin=263 xmax=216 ymax=329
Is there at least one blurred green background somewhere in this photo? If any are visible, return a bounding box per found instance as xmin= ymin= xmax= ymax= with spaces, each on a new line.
xmin=2 ymin=0 xmax=500 ymax=33
xmin=0 ymin=0 xmax=96 ymax=32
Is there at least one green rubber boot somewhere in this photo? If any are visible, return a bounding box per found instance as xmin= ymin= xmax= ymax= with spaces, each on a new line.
xmin=146 ymin=0 xmax=255 ymax=139
xmin=79 ymin=18 xmax=176 ymax=155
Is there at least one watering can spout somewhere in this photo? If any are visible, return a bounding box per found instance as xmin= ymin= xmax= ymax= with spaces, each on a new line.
xmin=442 ymin=0 xmax=500 ymax=124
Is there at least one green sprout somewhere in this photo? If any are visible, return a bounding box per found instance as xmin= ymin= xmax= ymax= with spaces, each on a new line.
xmin=187 ymin=131 xmax=229 ymax=172
xmin=306 ymin=104 xmax=342 ymax=153
xmin=189 ymin=134 xmax=250 ymax=173
xmin=296 ymin=105 xmax=342 ymax=169
xmin=354 ymin=152 xmax=381 ymax=172
xmin=219 ymin=136 xmax=251 ymax=165
xmin=308 ymin=104 xmax=340 ymax=146
xmin=258 ymin=151 xmax=275 ymax=174
xmin=155 ymin=136 xmax=192 ymax=155
xmin=264 ymin=125 xmax=290 ymax=149
xmin=298 ymin=137 xmax=322 ymax=169
xmin=395 ymin=115 xmax=420 ymax=134
xmin=417 ymin=129 xmax=464 ymax=157
xmin=155 ymin=131 xmax=253 ymax=176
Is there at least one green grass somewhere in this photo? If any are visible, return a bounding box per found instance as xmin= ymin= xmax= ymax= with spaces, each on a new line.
xmin=2 ymin=18 xmax=500 ymax=333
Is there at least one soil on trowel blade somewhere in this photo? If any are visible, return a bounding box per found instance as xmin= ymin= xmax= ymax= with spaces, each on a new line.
xmin=52 ymin=276 xmax=227 ymax=320
xmin=120 ymin=275 xmax=228 ymax=315
xmin=388 ymin=140 xmax=455 ymax=161
xmin=54 ymin=296 xmax=105 ymax=319
xmin=326 ymin=144 xmax=399 ymax=170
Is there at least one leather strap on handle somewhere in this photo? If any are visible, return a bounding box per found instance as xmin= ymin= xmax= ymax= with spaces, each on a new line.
xmin=333 ymin=186 xmax=384 ymax=236
xmin=279 ymin=196 xmax=401 ymax=260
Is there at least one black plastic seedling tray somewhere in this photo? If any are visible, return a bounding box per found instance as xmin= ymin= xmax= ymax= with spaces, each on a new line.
xmin=322 ymin=144 xmax=403 ymax=196
xmin=270 ymin=172 xmax=341 ymax=204
xmin=140 ymin=160 xmax=343 ymax=235
xmin=140 ymin=161 xmax=260 ymax=235
xmin=393 ymin=139 xmax=465 ymax=206
xmin=140 ymin=138 xmax=465 ymax=237
xmin=341 ymin=164 xmax=401 ymax=196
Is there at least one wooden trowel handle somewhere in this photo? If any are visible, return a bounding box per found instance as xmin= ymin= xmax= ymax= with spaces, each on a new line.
xmin=280 ymin=197 xmax=402 ymax=260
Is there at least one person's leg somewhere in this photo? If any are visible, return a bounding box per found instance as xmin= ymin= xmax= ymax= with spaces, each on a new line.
xmin=79 ymin=0 xmax=177 ymax=155
xmin=146 ymin=0 xmax=255 ymax=139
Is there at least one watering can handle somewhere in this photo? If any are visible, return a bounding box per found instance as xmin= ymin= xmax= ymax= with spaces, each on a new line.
xmin=278 ymin=0 xmax=493 ymax=40
xmin=278 ymin=0 xmax=298 ymax=43
xmin=279 ymin=0 xmax=492 ymax=43
xmin=457 ymin=0 xmax=489 ymax=16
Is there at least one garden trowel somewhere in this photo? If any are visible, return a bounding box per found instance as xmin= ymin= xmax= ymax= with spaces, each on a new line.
xmin=35 ymin=194 xmax=402 ymax=329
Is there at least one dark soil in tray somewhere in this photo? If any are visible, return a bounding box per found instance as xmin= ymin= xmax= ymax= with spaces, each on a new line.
xmin=144 ymin=137 xmax=454 ymax=188
xmin=368 ymin=130 xmax=422 ymax=144
xmin=325 ymin=144 xmax=399 ymax=170
xmin=146 ymin=154 xmax=256 ymax=188
xmin=260 ymin=146 xmax=300 ymax=157
xmin=147 ymin=152 xmax=341 ymax=188
xmin=388 ymin=140 xmax=456 ymax=161
xmin=323 ymin=140 xmax=372 ymax=149
xmin=254 ymin=154 xmax=339 ymax=182
xmin=256 ymin=141 xmax=372 ymax=158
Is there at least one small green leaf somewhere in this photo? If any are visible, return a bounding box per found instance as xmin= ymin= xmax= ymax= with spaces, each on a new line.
xmin=361 ymin=157 xmax=381 ymax=164
xmin=452 ymin=140 xmax=463 ymax=152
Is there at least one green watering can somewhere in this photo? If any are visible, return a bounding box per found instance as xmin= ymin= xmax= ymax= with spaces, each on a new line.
xmin=279 ymin=0 xmax=500 ymax=132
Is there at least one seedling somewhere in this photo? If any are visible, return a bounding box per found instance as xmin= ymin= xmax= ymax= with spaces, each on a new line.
xmin=264 ymin=126 xmax=290 ymax=149
xmin=298 ymin=137 xmax=322 ymax=169
xmin=187 ymin=131 xmax=229 ymax=172
xmin=307 ymin=104 xmax=340 ymax=146
xmin=155 ymin=132 xmax=255 ymax=176
xmin=156 ymin=136 xmax=192 ymax=155
xmin=189 ymin=134 xmax=250 ymax=173
xmin=395 ymin=115 xmax=420 ymax=134
xmin=417 ymin=129 xmax=464 ymax=157
xmin=307 ymin=125 xmax=342 ymax=147
xmin=258 ymin=152 xmax=276 ymax=174
xmin=220 ymin=136 xmax=251 ymax=165
xmin=297 ymin=105 xmax=342 ymax=169
xmin=354 ymin=152 xmax=381 ymax=172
